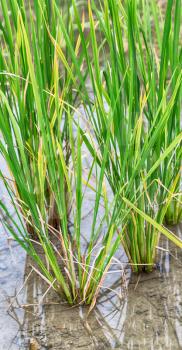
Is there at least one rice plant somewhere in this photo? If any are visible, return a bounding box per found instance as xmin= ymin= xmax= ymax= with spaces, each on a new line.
xmin=58 ymin=0 xmax=182 ymax=272
xmin=0 ymin=0 xmax=122 ymax=306
xmin=144 ymin=0 xmax=182 ymax=225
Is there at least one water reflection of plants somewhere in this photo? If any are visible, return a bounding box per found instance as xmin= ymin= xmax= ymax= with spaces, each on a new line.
xmin=0 ymin=0 xmax=181 ymax=307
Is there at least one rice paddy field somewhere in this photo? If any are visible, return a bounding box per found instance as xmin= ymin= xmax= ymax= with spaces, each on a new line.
xmin=0 ymin=0 xmax=181 ymax=349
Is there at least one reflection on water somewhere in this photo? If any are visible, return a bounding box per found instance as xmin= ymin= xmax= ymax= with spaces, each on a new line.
xmin=0 ymin=224 xmax=181 ymax=349
xmin=0 ymin=152 xmax=26 ymax=350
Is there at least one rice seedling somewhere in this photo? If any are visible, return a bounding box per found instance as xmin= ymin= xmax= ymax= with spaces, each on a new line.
xmin=142 ymin=0 xmax=182 ymax=225
xmin=0 ymin=0 xmax=122 ymax=305
xmin=57 ymin=0 xmax=182 ymax=272
xmin=0 ymin=0 xmax=76 ymax=233
xmin=0 ymin=0 xmax=150 ymax=308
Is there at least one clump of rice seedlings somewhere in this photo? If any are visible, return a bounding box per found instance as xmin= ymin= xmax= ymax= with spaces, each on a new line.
xmin=138 ymin=0 xmax=182 ymax=226
xmin=57 ymin=0 xmax=182 ymax=272
xmin=0 ymin=0 xmax=124 ymax=306
xmin=145 ymin=0 xmax=182 ymax=225
xmin=0 ymin=0 xmax=76 ymax=235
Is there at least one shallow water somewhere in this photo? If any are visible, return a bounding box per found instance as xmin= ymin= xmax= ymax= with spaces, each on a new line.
xmin=0 ymin=222 xmax=182 ymax=350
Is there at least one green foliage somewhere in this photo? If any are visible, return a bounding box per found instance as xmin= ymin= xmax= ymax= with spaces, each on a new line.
xmin=60 ymin=0 xmax=182 ymax=271
xmin=0 ymin=0 xmax=129 ymax=306
xmin=0 ymin=0 xmax=181 ymax=309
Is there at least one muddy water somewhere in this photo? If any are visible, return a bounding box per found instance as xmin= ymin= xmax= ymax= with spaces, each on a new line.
xmin=0 ymin=222 xmax=182 ymax=350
